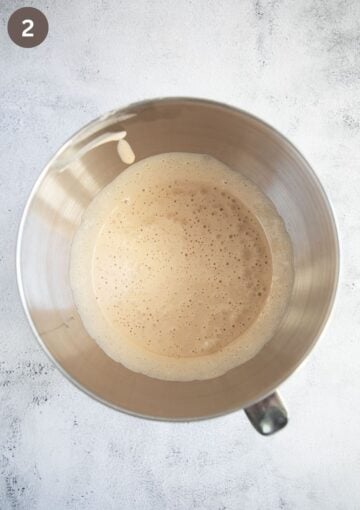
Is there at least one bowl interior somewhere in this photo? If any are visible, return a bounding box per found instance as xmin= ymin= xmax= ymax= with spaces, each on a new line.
xmin=17 ymin=98 xmax=339 ymax=419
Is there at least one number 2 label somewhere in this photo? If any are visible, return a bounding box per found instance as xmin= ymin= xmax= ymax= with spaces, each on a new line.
xmin=22 ymin=19 xmax=34 ymax=37
xmin=8 ymin=7 xmax=48 ymax=47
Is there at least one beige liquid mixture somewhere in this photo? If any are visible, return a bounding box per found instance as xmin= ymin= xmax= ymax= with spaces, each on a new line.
xmin=70 ymin=153 xmax=293 ymax=381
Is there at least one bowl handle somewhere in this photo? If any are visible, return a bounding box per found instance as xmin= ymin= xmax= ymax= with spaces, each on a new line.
xmin=244 ymin=392 xmax=288 ymax=435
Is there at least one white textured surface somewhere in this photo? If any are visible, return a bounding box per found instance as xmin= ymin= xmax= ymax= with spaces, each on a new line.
xmin=1 ymin=1 xmax=359 ymax=508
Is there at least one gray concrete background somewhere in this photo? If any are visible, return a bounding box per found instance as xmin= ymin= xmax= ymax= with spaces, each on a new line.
xmin=1 ymin=1 xmax=359 ymax=508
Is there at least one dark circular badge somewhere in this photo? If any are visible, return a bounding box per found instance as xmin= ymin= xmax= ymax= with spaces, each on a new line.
xmin=8 ymin=7 xmax=48 ymax=48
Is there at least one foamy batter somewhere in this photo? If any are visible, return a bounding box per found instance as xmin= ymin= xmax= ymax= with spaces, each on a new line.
xmin=70 ymin=153 xmax=293 ymax=381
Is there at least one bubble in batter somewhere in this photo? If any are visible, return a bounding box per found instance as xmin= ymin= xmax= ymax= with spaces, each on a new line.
xmin=70 ymin=153 xmax=293 ymax=381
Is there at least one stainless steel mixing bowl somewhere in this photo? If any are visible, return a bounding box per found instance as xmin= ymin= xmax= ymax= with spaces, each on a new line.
xmin=17 ymin=98 xmax=339 ymax=434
